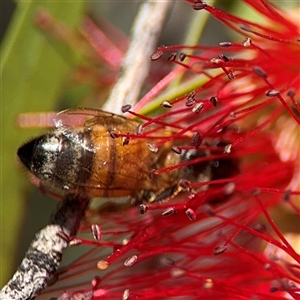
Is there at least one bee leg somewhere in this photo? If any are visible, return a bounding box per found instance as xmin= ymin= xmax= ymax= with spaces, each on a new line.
xmin=131 ymin=189 xmax=162 ymax=205
xmin=152 ymin=186 xmax=177 ymax=203
xmin=130 ymin=190 xmax=150 ymax=205
xmin=151 ymin=180 xmax=191 ymax=203
xmin=133 ymin=180 xmax=191 ymax=205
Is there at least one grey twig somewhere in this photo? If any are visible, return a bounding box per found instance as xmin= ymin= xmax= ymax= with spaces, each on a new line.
xmin=103 ymin=0 xmax=173 ymax=113
xmin=0 ymin=196 xmax=89 ymax=300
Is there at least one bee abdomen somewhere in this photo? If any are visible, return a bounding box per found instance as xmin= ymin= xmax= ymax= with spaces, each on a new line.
xmin=55 ymin=130 xmax=94 ymax=191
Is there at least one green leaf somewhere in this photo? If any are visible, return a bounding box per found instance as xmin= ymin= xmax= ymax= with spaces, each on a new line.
xmin=0 ymin=1 xmax=86 ymax=286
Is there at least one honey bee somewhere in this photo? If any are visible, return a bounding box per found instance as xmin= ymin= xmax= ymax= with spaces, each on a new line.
xmin=17 ymin=108 xmax=238 ymax=203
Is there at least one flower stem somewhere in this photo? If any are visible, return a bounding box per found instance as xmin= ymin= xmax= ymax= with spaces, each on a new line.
xmin=102 ymin=0 xmax=173 ymax=113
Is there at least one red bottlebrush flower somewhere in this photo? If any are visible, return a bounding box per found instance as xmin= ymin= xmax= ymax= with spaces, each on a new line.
xmin=19 ymin=1 xmax=300 ymax=299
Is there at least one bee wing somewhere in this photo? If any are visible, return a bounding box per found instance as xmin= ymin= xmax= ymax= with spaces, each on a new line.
xmin=54 ymin=108 xmax=140 ymax=133
xmin=53 ymin=108 xmax=117 ymax=129
xmin=17 ymin=109 xmax=124 ymax=129
xmin=53 ymin=108 xmax=139 ymax=152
